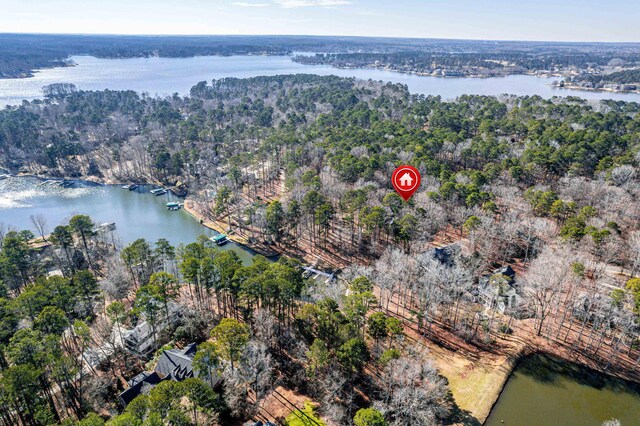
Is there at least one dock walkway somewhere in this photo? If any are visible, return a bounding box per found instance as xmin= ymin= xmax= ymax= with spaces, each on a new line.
xmin=301 ymin=266 xmax=335 ymax=282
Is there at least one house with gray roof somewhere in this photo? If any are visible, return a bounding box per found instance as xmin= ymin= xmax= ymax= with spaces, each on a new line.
xmin=426 ymin=243 xmax=460 ymax=266
xmin=118 ymin=371 xmax=164 ymax=406
xmin=155 ymin=342 xmax=198 ymax=381
xmin=478 ymin=265 xmax=520 ymax=313
xmin=119 ymin=343 xmax=219 ymax=406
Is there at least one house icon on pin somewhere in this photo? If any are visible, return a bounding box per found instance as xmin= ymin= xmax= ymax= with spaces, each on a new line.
xmin=399 ymin=172 xmax=413 ymax=187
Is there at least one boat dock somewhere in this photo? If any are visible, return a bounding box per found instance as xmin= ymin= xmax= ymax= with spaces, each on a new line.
xmin=302 ymin=266 xmax=335 ymax=283
xmin=167 ymin=185 xmax=187 ymax=197
xmin=150 ymin=188 xmax=167 ymax=196
xmin=95 ymin=222 xmax=116 ymax=234
xmin=210 ymin=234 xmax=229 ymax=246
xmin=38 ymin=179 xmax=75 ymax=187
xmin=166 ymin=202 xmax=183 ymax=211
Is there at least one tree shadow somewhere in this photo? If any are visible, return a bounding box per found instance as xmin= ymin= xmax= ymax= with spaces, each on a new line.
xmin=517 ymin=353 xmax=640 ymax=396
xmin=442 ymin=386 xmax=482 ymax=426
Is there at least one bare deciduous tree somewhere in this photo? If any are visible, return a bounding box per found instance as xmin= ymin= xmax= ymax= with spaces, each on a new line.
xmin=237 ymin=340 xmax=273 ymax=400
xmin=100 ymin=255 xmax=132 ymax=301
xmin=610 ymin=165 xmax=636 ymax=187
xmin=30 ymin=213 xmax=48 ymax=241
xmin=376 ymin=348 xmax=451 ymax=426
xmin=524 ymin=247 xmax=571 ymax=336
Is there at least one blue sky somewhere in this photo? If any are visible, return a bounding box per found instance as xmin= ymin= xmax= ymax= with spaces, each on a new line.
xmin=1 ymin=0 xmax=639 ymax=42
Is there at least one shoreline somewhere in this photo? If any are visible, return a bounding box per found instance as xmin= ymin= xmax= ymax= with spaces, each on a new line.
xmin=294 ymin=60 xmax=529 ymax=79
xmin=433 ymin=344 xmax=524 ymax=424
xmin=423 ymin=325 xmax=530 ymax=423
xmin=182 ymin=199 xmax=280 ymax=258
xmin=5 ymin=54 xmax=636 ymax=97
xmin=478 ymin=346 xmax=531 ymax=423
xmin=7 ymin=171 xmax=285 ymax=259
xmin=557 ymin=83 xmax=640 ymax=95
xmin=483 ymin=348 xmax=640 ymax=424
xmin=0 ymin=52 xmax=291 ymax=81
xmin=445 ymin=336 xmax=640 ymax=424
xmin=295 ymin=60 xmax=640 ymax=95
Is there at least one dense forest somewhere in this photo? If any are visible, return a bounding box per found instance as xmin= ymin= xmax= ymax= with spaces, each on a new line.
xmin=1 ymin=75 xmax=640 ymax=425
xmin=2 ymin=33 xmax=640 ymax=79
xmin=293 ymin=48 xmax=640 ymax=76
xmin=0 ymin=221 xmax=456 ymax=425
xmin=573 ymin=68 xmax=640 ymax=85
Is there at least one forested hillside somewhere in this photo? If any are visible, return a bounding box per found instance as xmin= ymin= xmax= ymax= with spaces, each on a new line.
xmin=574 ymin=68 xmax=640 ymax=85
xmin=1 ymin=75 xmax=640 ymax=425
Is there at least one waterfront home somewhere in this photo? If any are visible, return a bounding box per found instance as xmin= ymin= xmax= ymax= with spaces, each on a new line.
xmin=478 ymin=266 xmax=520 ymax=313
xmin=119 ymin=343 xmax=220 ymax=406
xmin=122 ymin=302 xmax=183 ymax=357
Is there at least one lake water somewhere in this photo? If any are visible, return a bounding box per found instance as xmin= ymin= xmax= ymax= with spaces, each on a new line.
xmin=1 ymin=55 xmax=640 ymax=106
xmin=0 ymin=176 xmax=256 ymax=264
xmin=485 ymin=354 xmax=640 ymax=426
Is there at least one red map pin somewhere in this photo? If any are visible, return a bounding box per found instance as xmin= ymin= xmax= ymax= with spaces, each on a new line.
xmin=391 ymin=165 xmax=421 ymax=201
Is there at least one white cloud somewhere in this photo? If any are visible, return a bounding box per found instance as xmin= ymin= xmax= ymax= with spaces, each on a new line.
xmin=274 ymin=0 xmax=352 ymax=8
xmin=232 ymin=1 xmax=271 ymax=6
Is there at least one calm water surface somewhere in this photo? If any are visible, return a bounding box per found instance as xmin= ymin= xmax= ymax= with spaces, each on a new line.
xmin=485 ymin=354 xmax=640 ymax=426
xmin=1 ymin=55 xmax=640 ymax=106
xmin=0 ymin=176 xmax=256 ymax=264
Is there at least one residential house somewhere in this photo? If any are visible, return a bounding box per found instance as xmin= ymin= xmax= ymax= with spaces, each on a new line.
xmin=425 ymin=243 xmax=460 ymax=267
xmin=155 ymin=342 xmax=198 ymax=381
xmin=119 ymin=343 xmax=220 ymax=406
xmin=122 ymin=302 xmax=183 ymax=358
xmin=118 ymin=371 xmax=164 ymax=406
xmin=478 ymin=265 xmax=520 ymax=313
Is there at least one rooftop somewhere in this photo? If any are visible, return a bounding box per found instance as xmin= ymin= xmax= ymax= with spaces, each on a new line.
xmin=118 ymin=343 xmax=200 ymax=406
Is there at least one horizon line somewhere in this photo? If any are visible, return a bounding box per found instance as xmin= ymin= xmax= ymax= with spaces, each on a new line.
xmin=2 ymin=31 xmax=640 ymax=45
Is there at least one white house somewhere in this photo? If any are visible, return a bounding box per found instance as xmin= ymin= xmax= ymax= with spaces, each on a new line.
xmin=122 ymin=302 xmax=183 ymax=357
xmin=478 ymin=266 xmax=520 ymax=313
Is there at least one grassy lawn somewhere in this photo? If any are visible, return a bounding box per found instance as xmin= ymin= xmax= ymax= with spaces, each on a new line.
xmin=285 ymin=402 xmax=326 ymax=426
xmin=427 ymin=340 xmax=523 ymax=423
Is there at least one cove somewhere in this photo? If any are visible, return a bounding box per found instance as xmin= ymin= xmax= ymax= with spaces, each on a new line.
xmin=0 ymin=176 xmax=257 ymax=265
xmin=485 ymin=354 xmax=640 ymax=426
